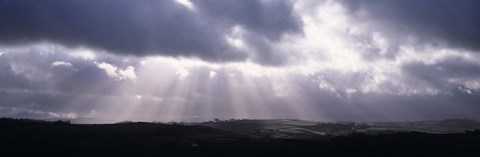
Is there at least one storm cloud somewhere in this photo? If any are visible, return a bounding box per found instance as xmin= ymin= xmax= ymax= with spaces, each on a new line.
xmin=1 ymin=0 xmax=480 ymax=122
xmin=0 ymin=0 xmax=302 ymax=64
xmin=339 ymin=0 xmax=480 ymax=52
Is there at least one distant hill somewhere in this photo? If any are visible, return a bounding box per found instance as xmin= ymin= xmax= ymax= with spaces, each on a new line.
xmin=200 ymin=119 xmax=480 ymax=138
xmin=1 ymin=118 xmax=480 ymax=156
xmin=44 ymin=117 xmax=117 ymax=124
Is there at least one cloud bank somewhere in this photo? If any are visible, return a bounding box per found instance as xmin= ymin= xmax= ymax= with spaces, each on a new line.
xmin=339 ymin=0 xmax=480 ymax=51
xmin=1 ymin=0 xmax=480 ymax=122
xmin=0 ymin=0 xmax=302 ymax=65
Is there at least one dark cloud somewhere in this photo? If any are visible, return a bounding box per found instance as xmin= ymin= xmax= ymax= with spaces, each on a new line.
xmin=0 ymin=60 xmax=30 ymax=89
xmin=402 ymin=56 xmax=480 ymax=94
xmin=0 ymin=0 xmax=302 ymax=64
xmin=339 ymin=0 xmax=480 ymax=51
xmin=192 ymin=0 xmax=302 ymax=41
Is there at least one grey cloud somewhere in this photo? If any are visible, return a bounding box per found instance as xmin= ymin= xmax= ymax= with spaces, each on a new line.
xmin=192 ymin=0 xmax=302 ymax=41
xmin=2 ymin=35 xmax=480 ymax=122
xmin=242 ymin=34 xmax=285 ymax=65
xmin=0 ymin=61 xmax=30 ymax=89
xmin=267 ymin=73 xmax=480 ymax=121
xmin=0 ymin=0 xmax=302 ymax=65
xmin=339 ymin=0 xmax=480 ymax=51
xmin=0 ymin=50 xmax=142 ymax=120
xmin=402 ymin=57 xmax=480 ymax=94
xmin=0 ymin=48 xmax=137 ymax=95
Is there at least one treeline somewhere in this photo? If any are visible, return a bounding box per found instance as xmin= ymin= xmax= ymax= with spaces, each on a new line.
xmin=0 ymin=117 xmax=71 ymax=125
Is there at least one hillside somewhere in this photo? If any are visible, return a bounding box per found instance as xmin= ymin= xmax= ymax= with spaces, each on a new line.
xmin=1 ymin=118 xmax=480 ymax=156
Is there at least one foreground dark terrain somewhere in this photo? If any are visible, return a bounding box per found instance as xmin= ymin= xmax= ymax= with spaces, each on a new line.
xmin=1 ymin=118 xmax=480 ymax=156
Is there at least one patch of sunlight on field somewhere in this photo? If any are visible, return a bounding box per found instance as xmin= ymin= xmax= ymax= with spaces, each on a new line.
xmin=280 ymin=120 xmax=319 ymax=127
xmin=278 ymin=127 xmax=325 ymax=135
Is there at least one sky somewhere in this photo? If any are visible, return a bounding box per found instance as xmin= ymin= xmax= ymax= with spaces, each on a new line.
xmin=1 ymin=0 xmax=480 ymax=122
